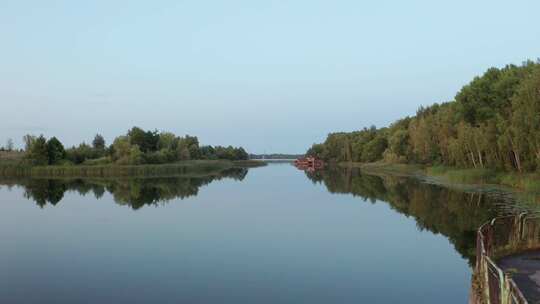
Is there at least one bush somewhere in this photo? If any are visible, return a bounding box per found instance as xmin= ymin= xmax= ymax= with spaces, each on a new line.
xmin=82 ymin=157 xmax=111 ymax=166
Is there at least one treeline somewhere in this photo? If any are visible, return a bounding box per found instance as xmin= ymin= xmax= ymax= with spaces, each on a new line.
xmin=22 ymin=127 xmax=249 ymax=166
xmin=307 ymin=60 xmax=540 ymax=173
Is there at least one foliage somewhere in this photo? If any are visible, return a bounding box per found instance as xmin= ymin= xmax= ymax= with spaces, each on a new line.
xmin=19 ymin=127 xmax=249 ymax=167
xmin=213 ymin=146 xmax=249 ymax=161
xmin=92 ymin=134 xmax=106 ymax=150
xmin=127 ymin=127 xmax=159 ymax=153
xmin=25 ymin=135 xmax=49 ymax=165
xmin=307 ymin=60 xmax=540 ymax=173
xmin=46 ymin=137 xmax=66 ymax=165
xmin=66 ymin=142 xmax=101 ymax=165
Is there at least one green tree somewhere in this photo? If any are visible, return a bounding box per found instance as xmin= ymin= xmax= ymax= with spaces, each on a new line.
xmin=26 ymin=135 xmax=49 ymax=165
xmin=128 ymin=127 xmax=159 ymax=153
xmin=112 ymin=136 xmax=132 ymax=164
xmin=157 ymin=132 xmax=176 ymax=150
xmin=200 ymin=145 xmax=216 ymax=159
xmin=361 ymin=135 xmax=387 ymax=162
xmin=306 ymin=143 xmax=325 ymax=159
xmin=129 ymin=145 xmax=144 ymax=165
xmin=184 ymin=135 xmax=200 ymax=159
xmin=306 ymin=60 xmax=540 ymax=172
xmin=65 ymin=142 xmax=97 ymax=164
xmin=510 ymin=66 xmax=540 ymax=170
xmin=92 ymin=134 xmax=106 ymax=150
xmin=46 ymin=137 xmax=65 ymax=165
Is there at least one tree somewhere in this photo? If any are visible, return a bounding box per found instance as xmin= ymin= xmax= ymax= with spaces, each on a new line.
xmin=157 ymin=132 xmax=176 ymax=150
xmin=129 ymin=145 xmax=143 ymax=165
xmin=200 ymin=145 xmax=216 ymax=159
xmin=361 ymin=135 xmax=387 ymax=162
xmin=112 ymin=136 xmax=132 ymax=163
xmin=234 ymin=147 xmax=248 ymax=160
xmin=65 ymin=142 xmax=95 ymax=164
xmin=384 ymin=129 xmax=409 ymax=163
xmin=26 ymin=135 xmax=49 ymax=165
xmin=305 ymin=61 xmax=540 ymax=172
xmin=184 ymin=135 xmax=200 ymax=159
xmin=306 ymin=143 xmax=325 ymax=159
xmin=510 ymin=66 xmax=540 ymax=170
xmin=127 ymin=127 xmax=159 ymax=153
xmin=176 ymin=144 xmax=191 ymax=161
xmin=46 ymin=137 xmax=66 ymax=165
xmin=92 ymin=134 xmax=106 ymax=150
xmin=23 ymin=135 xmax=36 ymax=152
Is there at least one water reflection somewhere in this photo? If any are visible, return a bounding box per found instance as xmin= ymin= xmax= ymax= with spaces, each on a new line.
xmin=0 ymin=168 xmax=248 ymax=210
xmin=304 ymin=167 xmax=503 ymax=265
xmin=1 ymin=165 xmax=510 ymax=264
xmin=1 ymin=164 xmax=515 ymax=303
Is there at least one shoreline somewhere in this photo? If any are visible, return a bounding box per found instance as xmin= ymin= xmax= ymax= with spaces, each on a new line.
xmin=338 ymin=162 xmax=540 ymax=207
xmin=340 ymin=162 xmax=540 ymax=190
xmin=0 ymin=159 xmax=267 ymax=178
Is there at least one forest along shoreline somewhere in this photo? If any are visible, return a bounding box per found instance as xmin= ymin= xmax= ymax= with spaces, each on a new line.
xmin=305 ymin=60 xmax=540 ymax=206
xmin=0 ymin=126 xmax=266 ymax=178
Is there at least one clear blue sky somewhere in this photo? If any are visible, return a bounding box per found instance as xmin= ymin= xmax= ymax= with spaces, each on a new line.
xmin=1 ymin=0 xmax=539 ymax=153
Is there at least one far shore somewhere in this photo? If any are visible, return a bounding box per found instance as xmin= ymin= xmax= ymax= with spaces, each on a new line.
xmin=0 ymin=159 xmax=267 ymax=178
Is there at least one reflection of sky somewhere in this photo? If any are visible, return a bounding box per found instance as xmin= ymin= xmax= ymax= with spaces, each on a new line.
xmin=0 ymin=164 xmax=469 ymax=303
xmin=1 ymin=1 xmax=540 ymax=153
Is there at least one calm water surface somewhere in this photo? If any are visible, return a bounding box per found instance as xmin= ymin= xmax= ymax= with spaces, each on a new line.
xmin=1 ymin=163 xmax=504 ymax=303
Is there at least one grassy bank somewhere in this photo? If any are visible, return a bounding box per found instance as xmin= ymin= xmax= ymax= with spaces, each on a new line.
xmin=426 ymin=166 xmax=540 ymax=192
xmin=339 ymin=162 xmax=540 ymax=193
xmin=0 ymin=160 xmax=238 ymax=178
xmin=341 ymin=162 xmax=424 ymax=176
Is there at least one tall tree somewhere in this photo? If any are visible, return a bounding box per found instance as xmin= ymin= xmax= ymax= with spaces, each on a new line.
xmin=46 ymin=137 xmax=66 ymax=165
xmin=26 ymin=135 xmax=49 ymax=165
xmin=92 ymin=134 xmax=106 ymax=150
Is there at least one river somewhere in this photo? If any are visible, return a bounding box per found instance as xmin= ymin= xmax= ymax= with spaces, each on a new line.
xmin=0 ymin=163 xmax=513 ymax=303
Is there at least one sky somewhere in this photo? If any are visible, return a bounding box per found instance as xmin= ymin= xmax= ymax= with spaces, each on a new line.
xmin=1 ymin=0 xmax=539 ymax=153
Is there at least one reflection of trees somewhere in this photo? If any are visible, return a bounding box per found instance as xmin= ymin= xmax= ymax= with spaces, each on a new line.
xmin=109 ymin=177 xmax=210 ymax=209
xmin=23 ymin=179 xmax=66 ymax=207
xmin=0 ymin=168 xmax=248 ymax=210
xmin=305 ymin=167 xmax=500 ymax=265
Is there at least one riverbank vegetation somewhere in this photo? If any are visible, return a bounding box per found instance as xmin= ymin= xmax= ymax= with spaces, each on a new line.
xmin=0 ymin=127 xmax=262 ymax=177
xmin=0 ymin=160 xmax=241 ymax=178
xmin=306 ymin=60 xmax=540 ymax=188
xmin=20 ymin=127 xmax=248 ymax=166
xmin=343 ymin=162 xmax=540 ymax=193
xmin=426 ymin=166 xmax=540 ymax=192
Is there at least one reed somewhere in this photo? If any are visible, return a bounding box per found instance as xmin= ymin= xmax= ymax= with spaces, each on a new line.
xmin=0 ymin=160 xmax=234 ymax=178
